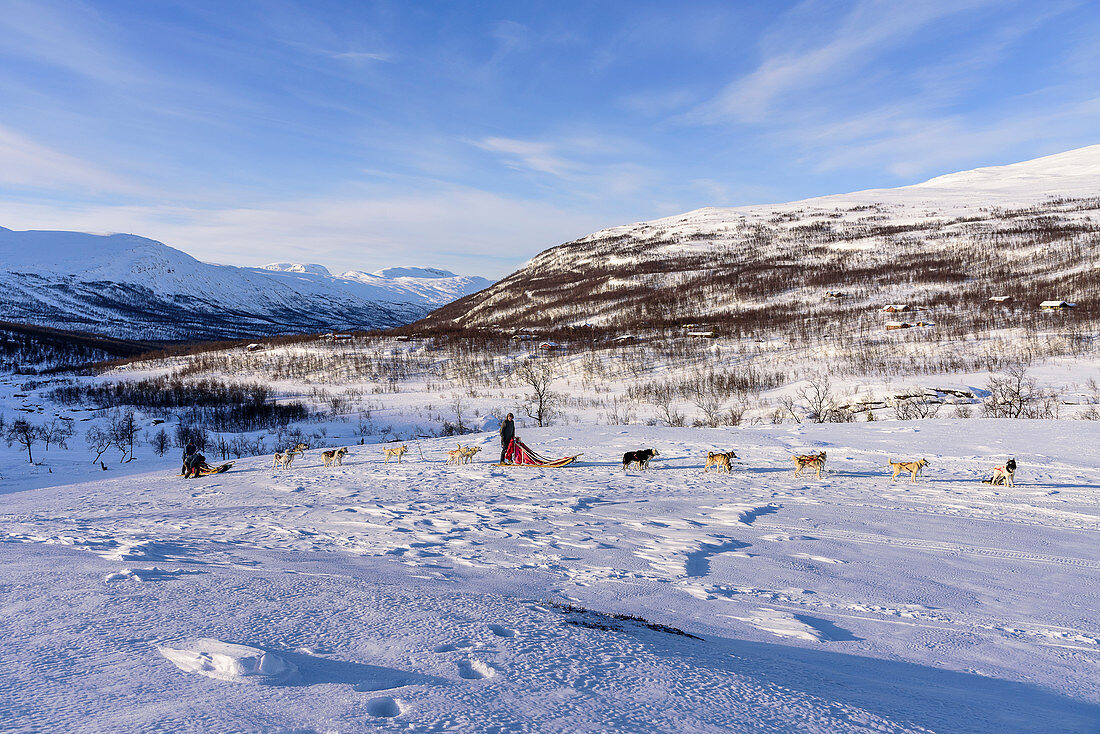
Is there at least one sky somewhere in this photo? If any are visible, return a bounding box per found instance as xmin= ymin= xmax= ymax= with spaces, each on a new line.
xmin=1 ymin=0 xmax=1098 ymax=278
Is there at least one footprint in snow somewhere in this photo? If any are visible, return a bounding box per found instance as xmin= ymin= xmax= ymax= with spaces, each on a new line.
xmin=366 ymin=696 xmax=404 ymax=717
xmin=487 ymin=624 xmax=515 ymax=638
xmin=456 ymin=659 xmax=495 ymax=679
xmin=432 ymin=639 xmax=472 ymax=653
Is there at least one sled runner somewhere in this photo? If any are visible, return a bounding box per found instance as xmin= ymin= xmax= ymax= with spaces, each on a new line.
xmin=179 ymin=462 xmax=234 ymax=477
xmin=495 ymin=438 xmax=581 ymax=468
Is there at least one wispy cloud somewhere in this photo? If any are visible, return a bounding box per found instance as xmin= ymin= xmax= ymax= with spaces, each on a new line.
xmin=0 ymin=125 xmax=147 ymax=195
xmin=328 ymin=50 xmax=391 ymax=62
xmin=0 ymin=187 xmax=611 ymax=277
xmin=691 ymin=0 xmax=1003 ymax=124
xmin=0 ymin=0 xmax=145 ymax=87
xmin=474 ymin=137 xmax=578 ymax=177
xmin=810 ymin=95 xmax=1100 ymax=179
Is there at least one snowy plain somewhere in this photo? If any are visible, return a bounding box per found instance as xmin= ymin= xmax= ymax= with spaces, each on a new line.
xmin=2 ymin=385 xmax=1098 ymax=733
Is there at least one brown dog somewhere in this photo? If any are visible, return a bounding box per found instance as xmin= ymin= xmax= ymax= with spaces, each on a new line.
xmin=791 ymin=451 xmax=827 ymax=479
xmin=704 ymin=451 xmax=738 ymax=473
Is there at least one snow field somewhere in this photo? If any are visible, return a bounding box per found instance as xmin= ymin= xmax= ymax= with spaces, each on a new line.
xmin=1 ymin=420 xmax=1097 ymax=732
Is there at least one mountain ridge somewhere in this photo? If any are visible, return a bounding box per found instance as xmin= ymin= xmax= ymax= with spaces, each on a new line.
xmin=0 ymin=227 xmax=492 ymax=340
xmin=410 ymin=145 xmax=1100 ymax=335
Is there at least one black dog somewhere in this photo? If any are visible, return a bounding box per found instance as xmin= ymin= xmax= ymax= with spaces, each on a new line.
xmin=623 ymin=448 xmax=659 ymax=471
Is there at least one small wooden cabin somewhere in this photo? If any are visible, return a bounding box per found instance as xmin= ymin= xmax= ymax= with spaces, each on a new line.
xmin=882 ymin=304 xmax=910 ymax=313
xmin=989 ymin=295 xmax=1012 ymax=303
xmin=1039 ymin=300 xmax=1075 ymax=310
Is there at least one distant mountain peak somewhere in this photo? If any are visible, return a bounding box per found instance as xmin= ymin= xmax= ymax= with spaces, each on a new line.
xmin=372 ymin=266 xmax=457 ymax=279
xmin=262 ymin=262 xmax=333 ymax=277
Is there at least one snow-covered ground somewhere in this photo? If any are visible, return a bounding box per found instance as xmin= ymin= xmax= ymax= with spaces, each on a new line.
xmin=2 ymin=415 xmax=1097 ymax=732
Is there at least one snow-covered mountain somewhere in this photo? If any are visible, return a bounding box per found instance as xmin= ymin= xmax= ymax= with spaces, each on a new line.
xmin=416 ymin=145 xmax=1100 ymax=333
xmin=0 ymin=228 xmax=491 ymax=340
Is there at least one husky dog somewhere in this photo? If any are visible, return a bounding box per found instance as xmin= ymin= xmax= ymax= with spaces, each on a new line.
xmin=888 ymin=458 xmax=929 ymax=483
xmin=704 ymin=451 xmax=738 ymax=473
xmin=323 ymin=447 xmax=349 ymax=467
xmin=382 ymin=445 xmax=407 ymax=464
xmin=447 ymin=446 xmax=466 ymax=465
xmin=791 ymin=451 xmax=827 ymax=479
xmin=460 ymin=445 xmax=482 ymax=464
xmin=291 ymin=442 xmax=309 ymax=453
xmin=273 ymin=448 xmax=303 ymax=470
xmin=985 ymin=458 xmax=1017 ymax=487
xmin=623 ymin=448 xmax=659 ymax=471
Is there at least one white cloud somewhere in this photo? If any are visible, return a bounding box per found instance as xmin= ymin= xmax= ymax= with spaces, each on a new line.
xmin=474 ymin=137 xmax=578 ymax=177
xmin=692 ymin=0 xmax=1002 ymax=124
xmin=0 ymin=0 xmax=144 ymax=87
xmin=0 ymin=188 xmax=610 ymax=278
xmin=810 ymin=95 xmax=1100 ymax=179
xmin=329 ymin=51 xmax=391 ymax=63
xmin=0 ymin=125 xmax=147 ymax=195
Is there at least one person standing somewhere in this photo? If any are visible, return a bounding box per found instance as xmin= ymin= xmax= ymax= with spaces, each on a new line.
xmin=182 ymin=440 xmax=197 ymax=476
xmin=499 ymin=413 xmax=515 ymax=464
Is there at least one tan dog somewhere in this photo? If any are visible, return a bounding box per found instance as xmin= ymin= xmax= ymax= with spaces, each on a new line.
xmin=446 ymin=446 xmax=466 ymax=465
xmin=888 ymin=458 xmax=929 ymax=483
xmin=704 ymin=451 xmax=738 ymax=473
xmin=273 ymin=448 xmax=303 ymax=470
xmin=382 ymin=445 xmax=407 ymax=464
xmin=460 ymin=445 xmax=482 ymax=464
xmin=791 ymin=451 xmax=827 ymax=479
xmin=291 ymin=442 xmax=309 ymax=453
xmin=323 ymin=447 xmax=349 ymax=467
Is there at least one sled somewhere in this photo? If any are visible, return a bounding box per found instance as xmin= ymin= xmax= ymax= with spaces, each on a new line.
xmin=495 ymin=438 xmax=582 ymax=468
xmin=179 ymin=462 xmax=234 ymax=477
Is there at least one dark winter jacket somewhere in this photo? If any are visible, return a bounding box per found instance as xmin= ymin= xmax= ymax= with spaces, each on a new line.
xmin=499 ymin=418 xmax=515 ymax=446
xmin=183 ymin=442 xmax=197 ymax=460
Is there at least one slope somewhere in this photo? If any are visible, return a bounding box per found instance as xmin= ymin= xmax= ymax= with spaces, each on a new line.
xmin=413 ymin=145 xmax=1100 ymax=335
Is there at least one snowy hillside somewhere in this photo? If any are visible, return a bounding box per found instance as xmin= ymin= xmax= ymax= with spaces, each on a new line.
xmin=0 ymin=228 xmax=491 ymax=341
xmin=416 ymin=145 xmax=1100 ymax=333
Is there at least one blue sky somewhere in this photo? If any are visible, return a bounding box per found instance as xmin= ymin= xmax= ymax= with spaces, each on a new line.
xmin=1 ymin=0 xmax=1098 ymax=277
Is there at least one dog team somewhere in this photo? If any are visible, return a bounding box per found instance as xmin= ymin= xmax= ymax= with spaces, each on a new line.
xmin=272 ymin=442 xmax=350 ymax=470
xmin=269 ymin=440 xmax=1016 ymax=486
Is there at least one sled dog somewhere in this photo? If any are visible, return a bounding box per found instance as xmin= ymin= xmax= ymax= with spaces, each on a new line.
xmin=323 ymin=447 xmax=349 ymax=467
xmin=447 ymin=446 xmax=466 ymax=465
xmin=704 ymin=451 xmax=738 ymax=473
xmin=984 ymin=458 xmax=1017 ymax=487
xmin=888 ymin=458 xmax=929 ymax=483
xmin=623 ymin=448 xmax=659 ymax=471
xmin=382 ymin=445 xmax=407 ymax=464
xmin=791 ymin=451 xmax=827 ymax=479
xmin=460 ymin=445 xmax=482 ymax=464
xmin=273 ymin=448 xmax=303 ymax=470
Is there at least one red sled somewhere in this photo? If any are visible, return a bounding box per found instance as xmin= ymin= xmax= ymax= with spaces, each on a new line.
xmin=497 ymin=438 xmax=581 ymax=468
